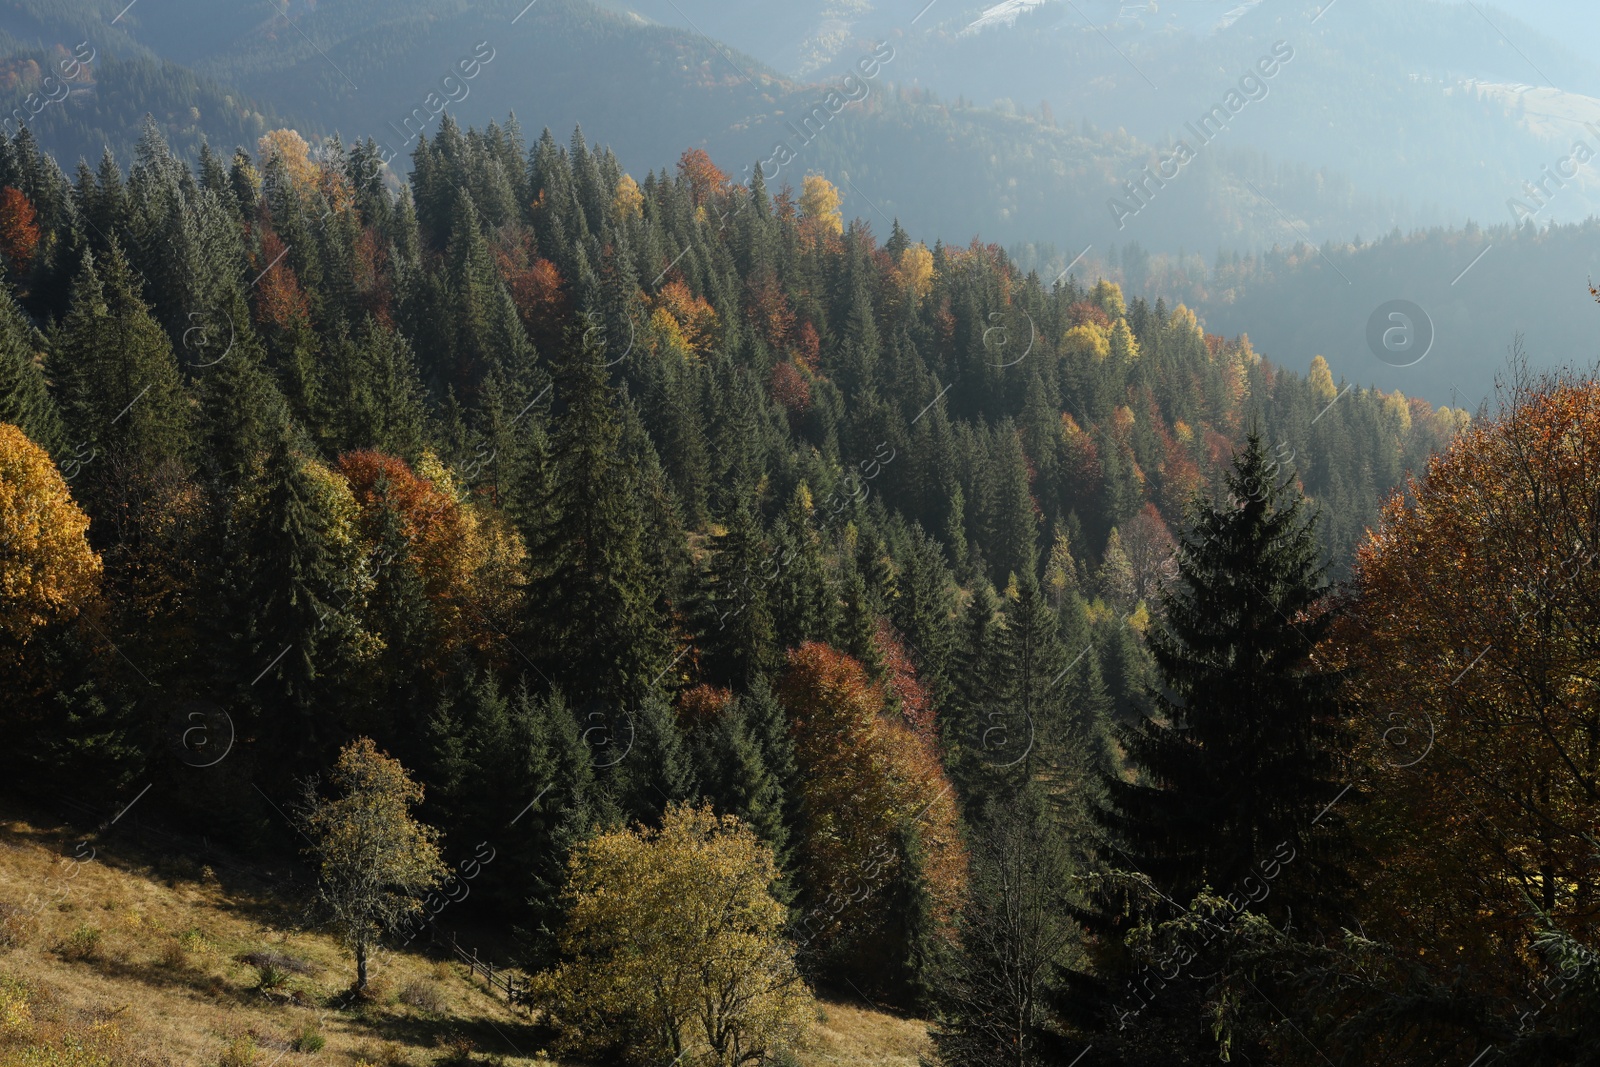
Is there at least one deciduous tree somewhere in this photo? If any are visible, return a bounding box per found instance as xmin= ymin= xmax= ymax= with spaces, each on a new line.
xmin=538 ymin=803 xmax=810 ymax=1066
xmin=297 ymin=737 xmax=446 ymax=992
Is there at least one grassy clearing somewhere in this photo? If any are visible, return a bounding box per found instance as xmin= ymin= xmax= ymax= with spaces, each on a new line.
xmin=0 ymin=805 xmax=929 ymax=1066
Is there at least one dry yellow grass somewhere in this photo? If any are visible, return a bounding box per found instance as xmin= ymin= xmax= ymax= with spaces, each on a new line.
xmin=796 ymin=1000 xmax=932 ymax=1067
xmin=0 ymin=808 xmax=554 ymax=1067
xmin=0 ymin=806 xmax=930 ymax=1067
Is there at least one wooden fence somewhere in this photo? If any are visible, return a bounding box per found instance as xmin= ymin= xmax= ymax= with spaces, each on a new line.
xmin=446 ymin=933 xmax=535 ymax=1010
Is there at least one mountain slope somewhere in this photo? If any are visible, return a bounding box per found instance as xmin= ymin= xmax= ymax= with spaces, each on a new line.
xmin=0 ymin=802 xmax=930 ymax=1066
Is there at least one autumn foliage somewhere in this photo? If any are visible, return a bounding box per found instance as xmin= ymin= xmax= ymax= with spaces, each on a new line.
xmin=337 ymin=450 xmax=526 ymax=664
xmin=777 ymin=642 xmax=966 ymax=965
xmin=651 ymin=278 xmax=717 ymax=356
xmin=0 ymin=187 xmax=40 ymax=277
xmin=677 ymin=148 xmax=730 ymax=210
xmin=768 ymin=358 xmax=811 ymax=421
xmin=252 ymin=228 xmax=312 ymax=332
xmin=0 ymin=422 xmax=100 ymax=643
xmin=1336 ymin=369 xmax=1600 ymax=982
xmin=497 ymin=231 xmax=568 ymax=354
xmin=538 ymin=804 xmax=810 ymax=1066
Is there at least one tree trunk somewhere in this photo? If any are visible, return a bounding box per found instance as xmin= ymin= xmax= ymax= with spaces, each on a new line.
xmin=356 ymin=939 xmax=368 ymax=991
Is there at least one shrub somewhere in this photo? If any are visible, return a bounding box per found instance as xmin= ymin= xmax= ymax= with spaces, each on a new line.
xmin=58 ymin=924 xmax=101 ymax=962
xmin=0 ymin=974 xmax=31 ymax=1039
xmin=237 ymin=949 xmax=315 ymax=975
xmin=218 ymin=1035 xmax=258 ymax=1067
xmin=252 ymin=962 xmax=289 ymax=992
xmin=433 ymin=1032 xmax=476 ymax=1065
xmin=399 ymin=979 xmax=445 ymax=1014
xmin=290 ymin=1025 xmax=325 ymax=1053
xmin=352 ymin=1039 xmax=412 ymax=1066
xmin=0 ymin=901 xmax=28 ymax=949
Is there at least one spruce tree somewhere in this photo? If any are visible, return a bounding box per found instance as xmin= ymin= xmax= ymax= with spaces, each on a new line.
xmin=989 ymin=423 xmax=1039 ymax=587
xmin=525 ymin=332 xmax=670 ymax=713
xmin=998 ymin=574 xmax=1069 ymax=786
xmin=194 ymin=289 xmax=289 ymax=485
xmin=891 ymin=524 xmax=957 ymax=712
xmin=697 ymin=503 xmax=779 ymax=685
xmin=1099 ymin=431 xmax=1345 ymax=905
xmin=237 ymin=430 xmax=360 ymax=764
xmin=50 ymin=243 xmax=192 ymax=517
xmin=0 ymin=269 xmax=59 ymax=452
xmin=770 ymin=485 xmax=834 ymax=653
xmin=427 ymin=674 xmax=599 ymax=922
xmin=945 ymin=582 xmax=1006 ymax=811
xmin=691 ymin=696 xmax=789 ymax=864
xmin=613 ymin=693 xmax=697 ymax=825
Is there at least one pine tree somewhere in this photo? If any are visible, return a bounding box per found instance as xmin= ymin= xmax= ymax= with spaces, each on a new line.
xmin=526 ymin=333 xmax=669 ymax=713
xmin=1098 ymin=431 xmax=1345 ymax=906
xmin=697 ymin=503 xmax=779 ymax=685
xmin=0 ymin=268 xmax=59 ymax=452
xmin=237 ymin=430 xmax=363 ymax=764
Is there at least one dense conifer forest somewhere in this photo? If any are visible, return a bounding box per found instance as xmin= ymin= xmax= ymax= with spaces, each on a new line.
xmin=2 ymin=115 xmax=1599 ymax=1067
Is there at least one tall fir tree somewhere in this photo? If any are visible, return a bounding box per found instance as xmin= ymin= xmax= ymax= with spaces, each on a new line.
xmin=525 ymin=332 xmax=670 ymax=715
xmin=1099 ymin=431 xmax=1346 ymax=905
xmin=0 ymin=267 xmax=59 ymax=451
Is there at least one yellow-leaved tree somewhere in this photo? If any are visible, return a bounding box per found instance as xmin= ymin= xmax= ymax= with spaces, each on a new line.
xmin=0 ymin=421 xmax=100 ymax=644
xmin=799 ymin=174 xmax=843 ymax=236
xmin=538 ymin=803 xmax=811 ymax=1067
xmin=898 ymin=242 xmax=935 ymax=304
xmin=296 ymin=738 xmax=445 ymax=993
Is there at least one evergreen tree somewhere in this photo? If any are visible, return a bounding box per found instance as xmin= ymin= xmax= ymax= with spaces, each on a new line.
xmin=890 ymin=524 xmax=957 ymax=712
xmin=1099 ymin=431 xmax=1345 ymax=905
xmin=49 ymin=243 xmax=192 ymax=517
xmin=0 ymin=269 xmax=59 ymax=451
xmin=237 ymin=430 xmax=363 ymax=765
xmin=322 ymin=316 xmax=428 ymax=459
xmin=427 ymin=675 xmax=599 ymax=928
xmin=691 ymin=695 xmax=789 ymax=864
xmin=526 ymin=333 xmax=670 ymax=713
xmin=612 ymin=692 xmax=697 ymax=825
xmin=928 ymin=789 xmax=1075 ymax=1067
xmin=770 ymin=485 xmax=834 ymax=653
xmin=989 ymin=423 xmax=1039 ymax=587
xmin=194 ymin=289 xmax=289 ymax=485
xmin=697 ymin=503 xmax=779 ymax=685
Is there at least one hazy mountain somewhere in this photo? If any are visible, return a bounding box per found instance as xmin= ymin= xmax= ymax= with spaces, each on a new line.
xmin=0 ymin=0 xmax=1594 ymax=401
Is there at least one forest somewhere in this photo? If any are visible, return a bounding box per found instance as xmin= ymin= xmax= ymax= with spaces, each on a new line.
xmin=0 ymin=114 xmax=1596 ymax=1067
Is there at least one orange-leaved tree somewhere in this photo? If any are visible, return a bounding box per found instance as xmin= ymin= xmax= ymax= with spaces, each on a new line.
xmin=677 ymin=148 xmax=730 ymax=210
xmin=0 ymin=187 xmax=40 ymax=278
xmin=1334 ymin=365 xmax=1600 ymax=999
xmin=337 ymin=451 xmax=525 ymax=669
xmin=777 ymin=642 xmax=966 ymax=994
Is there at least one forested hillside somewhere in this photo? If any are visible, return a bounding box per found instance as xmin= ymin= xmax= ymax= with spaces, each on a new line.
xmin=1012 ymin=219 xmax=1600 ymax=405
xmin=0 ymin=0 xmax=1593 ymax=407
xmin=0 ymin=115 xmax=1466 ymax=1057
